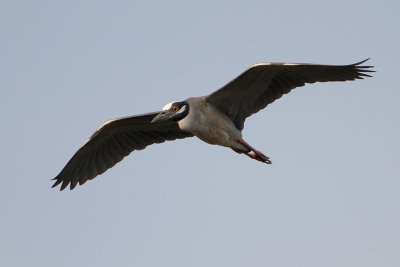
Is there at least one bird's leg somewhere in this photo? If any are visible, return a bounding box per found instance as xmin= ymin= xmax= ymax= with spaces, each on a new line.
xmin=237 ymin=139 xmax=272 ymax=164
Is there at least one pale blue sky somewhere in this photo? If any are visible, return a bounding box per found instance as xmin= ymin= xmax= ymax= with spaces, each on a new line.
xmin=1 ymin=1 xmax=399 ymax=266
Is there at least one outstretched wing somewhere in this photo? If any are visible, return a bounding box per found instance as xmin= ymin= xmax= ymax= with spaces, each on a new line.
xmin=206 ymin=59 xmax=374 ymax=130
xmin=52 ymin=112 xmax=193 ymax=190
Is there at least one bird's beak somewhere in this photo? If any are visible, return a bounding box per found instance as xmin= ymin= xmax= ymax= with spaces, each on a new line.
xmin=151 ymin=110 xmax=173 ymax=123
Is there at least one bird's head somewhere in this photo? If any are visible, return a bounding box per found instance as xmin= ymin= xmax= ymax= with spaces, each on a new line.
xmin=151 ymin=101 xmax=189 ymax=123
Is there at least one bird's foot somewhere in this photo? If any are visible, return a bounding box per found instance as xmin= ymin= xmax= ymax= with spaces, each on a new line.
xmin=237 ymin=139 xmax=272 ymax=164
xmin=246 ymin=150 xmax=272 ymax=164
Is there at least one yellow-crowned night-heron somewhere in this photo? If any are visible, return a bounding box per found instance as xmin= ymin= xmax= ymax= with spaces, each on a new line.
xmin=52 ymin=59 xmax=374 ymax=190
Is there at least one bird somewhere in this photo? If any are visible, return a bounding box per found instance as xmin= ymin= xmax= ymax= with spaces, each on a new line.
xmin=52 ymin=59 xmax=374 ymax=190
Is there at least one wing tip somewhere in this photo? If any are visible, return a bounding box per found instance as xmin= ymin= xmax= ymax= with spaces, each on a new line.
xmin=51 ymin=178 xmax=64 ymax=191
xmin=51 ymin=176 xmax=73 ymax=191
xmin=353 ymin=58 xmax=375 ymax=79
xmin=354 ymin=58 xmax=370 ymax=65
xmin=51 ymin=179 xmax=85 ymax=191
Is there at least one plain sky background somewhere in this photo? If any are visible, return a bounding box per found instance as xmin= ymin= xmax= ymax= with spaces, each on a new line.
xmin=1 ymin=1 xmax=399 ymax=266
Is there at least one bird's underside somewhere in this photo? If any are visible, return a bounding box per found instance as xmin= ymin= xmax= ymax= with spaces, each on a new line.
xmin=52 ymin=59 xmax=374 ymax=190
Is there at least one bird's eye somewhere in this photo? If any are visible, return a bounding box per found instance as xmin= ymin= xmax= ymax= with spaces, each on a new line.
xmin=172 ymin=106 xmax=180 ymax=112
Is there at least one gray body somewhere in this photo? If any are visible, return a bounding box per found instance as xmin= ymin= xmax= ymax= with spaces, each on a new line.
xmin=179 ymin=97 xmax=245 ymax=151
xmin=52 ymin=59 xmax=374 ymax=190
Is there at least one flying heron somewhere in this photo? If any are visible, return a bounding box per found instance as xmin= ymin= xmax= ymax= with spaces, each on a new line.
xmin=52 ymin=59 xmax=374 ymax=190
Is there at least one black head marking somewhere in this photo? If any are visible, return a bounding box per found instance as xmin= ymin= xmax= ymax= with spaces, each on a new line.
xmin=170 ymin=101 xmax=189 ymax=121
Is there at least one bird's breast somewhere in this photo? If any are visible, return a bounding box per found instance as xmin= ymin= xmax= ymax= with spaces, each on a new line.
xmin=178 ymin=102 xmax=242 ymax=147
